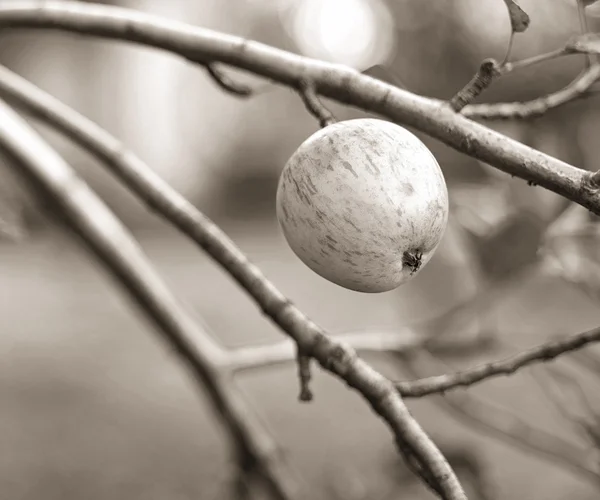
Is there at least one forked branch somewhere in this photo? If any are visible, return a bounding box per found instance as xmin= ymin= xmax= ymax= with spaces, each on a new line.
xmin=395 ymin=326 xmax=600 ymax=397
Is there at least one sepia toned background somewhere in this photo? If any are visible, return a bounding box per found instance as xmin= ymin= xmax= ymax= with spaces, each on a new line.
xmin=1 ymin=0 xmax=600 ymax=498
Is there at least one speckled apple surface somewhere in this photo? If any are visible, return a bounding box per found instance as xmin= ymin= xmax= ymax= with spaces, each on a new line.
xmin=276 ymin=118 xmax=449 ymax=293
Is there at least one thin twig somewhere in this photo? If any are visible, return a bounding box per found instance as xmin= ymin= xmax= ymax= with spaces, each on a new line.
xmin=0 ymin=98 xmax=301 ymax=500
xmin=297 ymin=79 xmax=336 ymax=127
xmin=502 ymin=47 xmax=569 ymax=72
xmin=228 ymin=329 xmax=423 ymax=372
xmin=436 ymin=392 xmax=600 ymax=483
xmin=1 ymin=2 xmax=600 ymax=215
xmin=462 ymin=64 xmax=600 ymax=120
xmin=205 ymin=64 xmax=254 ymax=97
xmin=395 ymin=326 xmax=600 ymax=397
xmin=0 ymin=64 xmax=466 ymax=500
xmin=529 ymin=367 xmax=593 ymax=442
xmin=227 ymin=327 xmax=497 ymax=374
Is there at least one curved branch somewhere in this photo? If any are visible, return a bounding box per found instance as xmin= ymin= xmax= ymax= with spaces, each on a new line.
xmin=462 ymin=64 xmax=600 ymax=120
xmin=0 ymin=1 xmax=600 ymax=214
xmin=0 ymin=64 xmax=466 ymax=500
xmin=0 ymin=99 xmax=301 ymax=500
xmin=396 ymin=326 xmax=600 ymax=397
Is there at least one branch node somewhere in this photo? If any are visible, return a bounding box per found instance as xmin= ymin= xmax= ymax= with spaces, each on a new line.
xmin=450 ymin=59 xmax=502 ymax=112
xmin=297 ymin=79 xmax=336 ymax=128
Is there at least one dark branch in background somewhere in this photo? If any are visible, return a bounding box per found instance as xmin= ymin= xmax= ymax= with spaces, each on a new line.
xmin=0 ymin=64 xmax=466 ymax=500
xmin=0 ymin=98 xmax=302 ymax=500
xmin=529 ymin=366 xmax=594 ymax=442
xmin=297 ymin=79 xmax=336 ymax=127
xmin=394 ymin=325 xmax=600 ymax=397
xmin=3 ymin=3 xmax=600 ymax=216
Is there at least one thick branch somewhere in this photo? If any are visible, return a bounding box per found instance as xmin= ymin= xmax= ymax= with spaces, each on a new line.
xmin=396 ymin=326 xmax=600 ymax=397
xmin=0 ymin=98 xmax=301 ymax=500
xmin=0 ymin=65 xmax=466 ymax=499
xmin=1 ymin=2 xmax=600 ymax=214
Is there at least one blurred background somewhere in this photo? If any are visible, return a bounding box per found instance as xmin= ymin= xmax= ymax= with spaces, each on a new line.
xmin=2 ymin=0 xmax=600 ymax=498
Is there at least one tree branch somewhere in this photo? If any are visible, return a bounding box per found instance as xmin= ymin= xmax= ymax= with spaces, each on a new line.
xmin=1 ymin=2 xmax=600 ymax=215
xmin=395 ymin=326 xmax=600 ymax=397
xmin=0 ymin=64 xmax=466 ymax=500
xmin=462 ymin=63 xmax=600 ymax=120
xmin=0 ymin=98 xmax=302 ymax=500
xmin=400 ymin=351 xmax=600 ymax=485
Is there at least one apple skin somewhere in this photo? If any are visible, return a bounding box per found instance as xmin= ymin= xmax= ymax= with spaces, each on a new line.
xmin=276 ymin=118 xmax=449 ymax=293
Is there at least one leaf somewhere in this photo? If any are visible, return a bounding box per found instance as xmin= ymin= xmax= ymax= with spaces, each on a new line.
xmin=565 ymin=33 xmax=600 ymax=55
xmin=503 ymin=0 xmax=531 ymax=33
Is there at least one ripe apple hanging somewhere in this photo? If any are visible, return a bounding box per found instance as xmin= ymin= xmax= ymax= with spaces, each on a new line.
xmin=276 ymin=118 xmax=449 ymax=293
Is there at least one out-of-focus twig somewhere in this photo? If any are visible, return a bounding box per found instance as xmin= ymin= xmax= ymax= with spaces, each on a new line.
xmin=0 ymin=98 xmax=302 ymax=500
xmin=529 ymin=366 xmax=594 ymax=442
xmin=577 ymin=0 xmax=596 ymax=67
xmin=394 ymin=325 xmax=600 ymax=397
xmin=2 ymin=3 xmax=600 ymax=217
xmin=399 ymin=351 xmax=600 ymax=485
xmin=0 ymin=64 xmax=466 ymax=500
xmin=569 ymin=349 xmax=600 ymax=376
xmin=228 ymin=329 xmax=423 ymax=373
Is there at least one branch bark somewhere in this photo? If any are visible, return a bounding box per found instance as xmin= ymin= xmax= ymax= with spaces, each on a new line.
xmin=0 ymin=1 xmax=599 ymax=214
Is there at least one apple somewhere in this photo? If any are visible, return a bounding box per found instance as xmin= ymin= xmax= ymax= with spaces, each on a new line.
xmin=276 ymin=118 xmax=449 ymax=293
